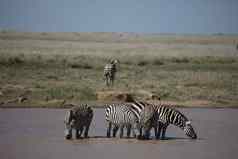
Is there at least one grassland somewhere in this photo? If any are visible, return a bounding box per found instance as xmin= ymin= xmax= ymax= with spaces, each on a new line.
xmin=0 ymin=31 xmax=238 ymax=108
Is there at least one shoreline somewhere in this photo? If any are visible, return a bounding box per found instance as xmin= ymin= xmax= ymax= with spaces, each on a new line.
xmin=1 ymin=103 xmax=238 ymax=109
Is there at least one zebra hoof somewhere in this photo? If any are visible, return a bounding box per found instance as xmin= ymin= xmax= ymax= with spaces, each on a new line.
xmin=191 ymin=134 xmax=197 ymax=139
xmin=136 ymin=135 xmax=144 ymax=140
xmin=143 ymin=136 xmax=150 ymax=140
xmin=64 ymin=130 xmax=72 ymax=139
xmin=65 ymin=134 xmax=72 ymax=140
xmin=76 ymin=135 xmax=83 ymax=139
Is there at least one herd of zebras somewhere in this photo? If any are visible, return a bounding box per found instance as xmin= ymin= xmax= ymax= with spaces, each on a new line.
xmin=64 ymin=100 xmax=197 ymax=140
xmin=64 ymin=59 xmax=197 ymax=140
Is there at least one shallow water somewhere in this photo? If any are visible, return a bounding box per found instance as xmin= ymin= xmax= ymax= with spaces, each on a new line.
xmin=0 ymin=108 xmax=238 ymax=159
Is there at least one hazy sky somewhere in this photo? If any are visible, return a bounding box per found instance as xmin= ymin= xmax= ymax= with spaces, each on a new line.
xmin=0 ymin=0 xmax=238 ymax=34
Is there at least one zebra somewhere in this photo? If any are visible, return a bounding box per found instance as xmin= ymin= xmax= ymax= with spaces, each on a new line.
xmin=127 ymin=100 xmax=159 ymax=139
xmin=126 ymin=100 xmax=197 ymax=140
xmin=103 ymin=59 xmax=119 ymax=86
xmin=146 ymin=103 xmax=197 ymax=140
xmin=105 ymin=101 xmax=156 ymax=139
xmin=64 ymin=104 xmax=93 ymax=139
xmin=105 ymin=103 xmax=140 ymax=138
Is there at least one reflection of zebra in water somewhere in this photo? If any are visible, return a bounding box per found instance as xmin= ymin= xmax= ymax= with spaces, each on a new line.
xmin=103 ymin=59 xmax=119 ymax=86
xmin=64 ymin=104 xmax=93 ymax=139
xmin=105 ymin=101 xmax=157 ymax=139
xmin=147 ymin=104 xmax=197 ymax=140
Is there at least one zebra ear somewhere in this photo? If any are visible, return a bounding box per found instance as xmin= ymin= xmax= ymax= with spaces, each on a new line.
xmin=186 ymin=121 xmax=191 ymax=125
xmin=87 ymin=106 xmax=92 ymax=112
xmin=115 ymin=59 xmax=120 ymax=64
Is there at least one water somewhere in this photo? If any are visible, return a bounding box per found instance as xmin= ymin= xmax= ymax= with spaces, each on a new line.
xmin=0 ymin=108 xmax=238 ymax=159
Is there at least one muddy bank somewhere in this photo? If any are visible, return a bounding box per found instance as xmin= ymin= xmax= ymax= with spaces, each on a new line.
xmin=0 ymin=100 xmax=238 ymax=109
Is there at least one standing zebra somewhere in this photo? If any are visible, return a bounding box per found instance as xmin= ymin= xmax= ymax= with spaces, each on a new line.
xmin=103 ymin=59 xmax=119 ymax=86
xmin=148 ymin=104 xmax=197 ymax=140
xmin=127 ymin=100 xmax=159 ymax=139
xmin=105 ymin=101 xmax=156 ymax=139
xmin=105 ymin=104 xmax=140 ymax=138
xmin=64 ymin=104 xmax=93 ymax=139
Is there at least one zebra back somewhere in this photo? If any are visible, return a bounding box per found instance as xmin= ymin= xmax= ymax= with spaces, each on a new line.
xmin=65 ymin=104 xmax=93 ymax=128
xmin=105 ymin=104 xmax=138 ymax=125
xmin=104 ymin=59 xmax=119 ymax=75
xmin=104 ymin=64 xmax=116 ymax=76
xmin=157 ymin=104 xmax=188 ymax=128
xmin=129 ymin=100 xmax=158 ymax=123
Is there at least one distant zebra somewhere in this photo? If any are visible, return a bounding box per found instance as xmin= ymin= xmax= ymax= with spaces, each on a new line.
xmin=105 ymin=101 xmax=156 ymax=139
xmin=152 ymin=104 xmax=197 ymax=139
xmin=64 ymin=104 xmax=93 ymax=139
xmin=103 ymin=59 xmax=119 ymax=86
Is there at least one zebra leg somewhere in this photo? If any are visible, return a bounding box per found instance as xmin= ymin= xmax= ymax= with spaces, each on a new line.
xmin=153 ymin=124 xmax=158 ymax=140
xmin=108 ymin=77 xmax=112 ymax=86
xmin=132 ymin=123 xmax=143 ymax=139
xmin=65 ymin=128 xmax=72 ymax=140
xmin=105 ymin=74 xmax=109 ymax=87
xmin=84 ymin=125 xmax=90 ymax=138
xmin=119 ymin=126 xmax=124 ymax=138
xmin=131 ymin=123 xmax=139 ymax=138
xmin=161 ymin=124 xmax=169 ymax=140
xmin=105 ymin=77 xmax=108 ymax=86
xmin=113 ymin=125 xmax=119 ymax=137
xmin=106 ymin=76 xmax=110 ymax=86
xmin=76 ymin=127 xmax=83 ymax=139
xmin=156 ymin=122 xmax=163 ymax=140
xmin=107 ymin=122 xmax=112 ymax=138
xmin=126 ymin=125 xmax=132 ymax=138
xmin=137 ymin=126 xmax=143 ymax=139
xmin=76 ymin=129 xmax=80 ymax=139
xmin=111 ymin=76 xmax=114 ymax=86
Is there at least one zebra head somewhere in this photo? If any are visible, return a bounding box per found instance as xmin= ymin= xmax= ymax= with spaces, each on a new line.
xmin=64 ymin=109 xmax=74 ymax=139
xmin=184 ymin=121 xmax=197 ymax=139
xmin=70 ymin=105 xmax=93 ymax=126
xmin=110 ymin=59 xmax=120 ymax=65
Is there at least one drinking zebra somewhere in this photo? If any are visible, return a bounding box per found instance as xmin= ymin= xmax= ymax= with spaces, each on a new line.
xmin=103 ymin=59 xmax=119 ymax=86
xmin=126 ymin=100 xmax=197 ymax=140
xmin=148 ymin=104 xmax=197 ymax=140
xmin=105 ymin=101 xmax=156 ymax=139
xmin=64 ymin=104 xmax=94 ymax=139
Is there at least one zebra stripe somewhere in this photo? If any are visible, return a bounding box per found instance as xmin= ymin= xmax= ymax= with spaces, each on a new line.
xmin=156 ymin=104 xmax=197 ymax=139
xmin=64 ymin=104 xmax=93 ymax=139
xmin=105 ymin=104 xmax=140 ymax=138
xmin=103 ymin=59 xmax=119 ymax=86
xmin=127 ymin=100 xmax=159 ymax=139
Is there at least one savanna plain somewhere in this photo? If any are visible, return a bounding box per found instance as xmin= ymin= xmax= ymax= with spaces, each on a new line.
xmin=1 ymin=31 xmax=238 ymax=159
xmin=0 ymin=31 xmax=238 ymax=107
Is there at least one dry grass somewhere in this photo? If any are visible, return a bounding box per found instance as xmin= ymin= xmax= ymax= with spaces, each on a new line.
xmin=0 ymin=31 xmax=238 ymax=107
